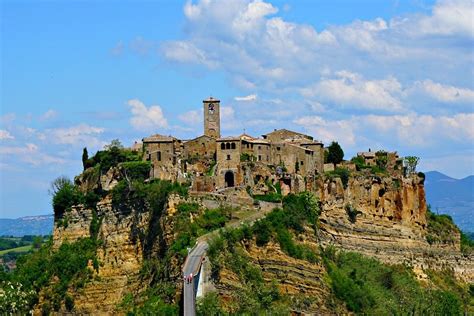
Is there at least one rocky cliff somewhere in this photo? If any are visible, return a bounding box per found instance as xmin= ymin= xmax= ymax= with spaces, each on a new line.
xmin=45 ymin=167 xmax=472 ymax=314
xmin=48 ymin=196 xmax=150 ymax=314
xmin=315 ymin=172 xmax=473 ymax=283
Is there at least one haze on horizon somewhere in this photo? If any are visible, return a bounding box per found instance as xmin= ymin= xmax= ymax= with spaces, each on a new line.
xmin=1 ymin=0 xmax=473 ymax=218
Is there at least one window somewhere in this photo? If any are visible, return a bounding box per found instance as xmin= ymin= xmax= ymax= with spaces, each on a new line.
xmin=221 ymin=143 xmax=225 ymax=150
xmin=157 ymin=152 xmax=161 ymax=161
xmin=227 ymin=154 xmax=231 ymax=160
xmin=226 ymin=143 xmax=231 ymax=150
xmin=147 ymin=154 xmax=151 ymax=161
xmin=267 ymin=155 xmax=269 ymax=161
xmin=258 ymin=146 xmax=261 ymax=150
xmin=231 ymin=143 xmax=236 ymax=149
xmin=277 ymin=146 xmax=281 ymax=151
xmin=300 ymin=161 xmax=304 ymax=165
xmin=258 ymin=155 xmax=262 ymax=161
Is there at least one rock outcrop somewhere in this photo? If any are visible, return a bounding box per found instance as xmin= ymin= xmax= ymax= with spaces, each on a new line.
xmin=316 ymin=173 xmax=473 ymax=283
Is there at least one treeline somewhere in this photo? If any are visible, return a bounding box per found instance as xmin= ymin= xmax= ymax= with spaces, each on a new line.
xmin=0 ymin=236 xmax=48 ymax=251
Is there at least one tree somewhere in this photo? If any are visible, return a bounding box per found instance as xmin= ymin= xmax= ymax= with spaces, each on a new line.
xmin=82 ymin=147 xmax=88 ymax=170
xmin=104 ymin=139 xmax=123 ymax=150
xmin=327 ymin=141 xmax=344 ymax=165
xmin=404 ymin=156 xmax=420 ymax=174
xmin=48 ymin=176 xmax=72 ymax=196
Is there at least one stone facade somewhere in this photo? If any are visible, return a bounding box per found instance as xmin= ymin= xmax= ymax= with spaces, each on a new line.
xmin=139 ymin=97 xmax=325 ymax=193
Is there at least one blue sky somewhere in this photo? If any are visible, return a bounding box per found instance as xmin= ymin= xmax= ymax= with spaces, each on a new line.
xmin=1 ymin=0 xmax=473 ymax=218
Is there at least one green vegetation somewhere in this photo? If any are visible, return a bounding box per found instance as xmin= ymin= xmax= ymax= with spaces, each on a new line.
xmin=351 ymin=154 xmax=388 ymax=175
xmin=325 ymin=167 xmax=350 ymax=188
xmin=50 ymin=177 xmax=84 ymax=218
xmin=169 ymin=203 xmax=233 ymax=259
xmin=321 ymin=247 xmax=466 ymax=315
xmin=404 ymin=155 xmax=420 ymax=174
xmin=460 ymin=231 xmax=474 ymax=255
xmin=0 ymin=236 xmax=45 ymax=251
xmin=84 ymin=140 xmax=142 ymax=173
xmin=207 ymin=235 xmax=289 ymax=314
xmin=426 ymin=206 xmax=459 ymax=246
xmin=0 ymin=245 xmax=32 ymax=256
xmin=326 ymin=141 xmax=344 ymax=165
xmin=197 ymin=292 xmax=226 ymax=316
xmin=252 ymin=181 xmax=283 ymax=203
xmin=0 ymin=237 xmax=99 ymax=313
xmin=206 ymin=160 xmax=217 ymax=176
xmin=209 ymin=192 xmax=320 ymax=280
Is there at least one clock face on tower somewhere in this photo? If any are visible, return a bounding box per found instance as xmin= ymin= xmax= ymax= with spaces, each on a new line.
xmin=208 ymin=104 xmax=215 ymax=114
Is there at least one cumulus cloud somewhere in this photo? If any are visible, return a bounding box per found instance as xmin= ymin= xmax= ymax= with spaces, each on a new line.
xmin=235 ymin=94 xmax=257 ymax=101
xmin=46 ymin=124 xmax=106 ymax=148
xmin=294 ymin=116 xmax=356 ymax=146
xmin=0 ymin=130 xmax=14 ymax=140
xmin=301 ymin=71 xmax=404 ymax=112
xmin=295 ymin=112 xmax=474 ymax=148
xmin=401 ymin=0 xmax=474 ymax=38
xmin=128 ymin=99 xmax=168 ymax=132
xmin=410 ymin=80 xmax=474 ymax=103
xmin=155 ymin=0 xmax=472 ymax=99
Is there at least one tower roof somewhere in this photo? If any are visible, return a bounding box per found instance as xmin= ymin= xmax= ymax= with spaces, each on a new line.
xmin=203 ymin=96 xmax=220 ymax=102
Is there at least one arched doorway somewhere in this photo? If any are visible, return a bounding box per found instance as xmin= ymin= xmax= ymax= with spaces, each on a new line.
xmin=224 ymin=171 xmax=234 ymax=187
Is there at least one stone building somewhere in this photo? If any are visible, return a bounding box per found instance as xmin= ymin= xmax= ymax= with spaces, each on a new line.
xmin=142 ymin=134 xmax=181 ymax=180
xmin=142 ymin=96 xmax=326 ymax=192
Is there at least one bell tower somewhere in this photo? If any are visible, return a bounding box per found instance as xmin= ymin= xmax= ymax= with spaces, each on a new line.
xmin=203 ymin=97 xmax=220 ymax=138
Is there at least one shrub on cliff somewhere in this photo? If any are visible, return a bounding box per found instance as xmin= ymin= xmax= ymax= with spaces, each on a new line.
xmin=50 ymin=177 xmax=84 ymax=219
xmin=85 ymin=145 xmax=141 ymax=173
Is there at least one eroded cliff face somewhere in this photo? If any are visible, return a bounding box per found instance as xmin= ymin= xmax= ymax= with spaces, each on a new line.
xmin=49 ymin=196 xmax=150 ymax=314
xmin=214 ymin=238 xmax=346 ymax=314
xmin=315 ymin=173 xmax=473 ymax=283
xmin=48 ymin=169 xmax=472 ymax=314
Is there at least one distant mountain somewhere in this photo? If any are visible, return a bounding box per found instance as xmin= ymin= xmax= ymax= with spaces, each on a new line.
xmin=0 ymin=215 xmax=54 ymax=237
xmin=424 ymin=171 xmax=474 ymax=233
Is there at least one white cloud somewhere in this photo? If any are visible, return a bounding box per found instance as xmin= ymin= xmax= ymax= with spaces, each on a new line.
xmin=0 ymin=143 xmax=65 ymax=166
xmin=46 ymin=124 xmax=105 ymax=148
xmin=295 ymin=112 xmax=474 ymax=149
xmin=0 ymin=130 xmax=14 ymax=140
xmin=178 ymin=109 xmax=202 ymax=125
xmin=404 ymin=0 xmax=474 ymax=38
xmin=301 ymin=71 xmax=404 ymax=111
xmin=39 ymin=109 xmax=58 ymax=121
xmin=411 ymin=80 xmax=474 ymax=103
xmin=235 ymin=94 xmax=257 ymax=101
xmin=294 ymin=116 xmax=356 ymax=146
xmin=128 ymin=99 xmax=168 ymax=132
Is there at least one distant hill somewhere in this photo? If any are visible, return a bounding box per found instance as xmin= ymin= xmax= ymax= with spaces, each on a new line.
xmin=0 ymin=215 xmax=54 ymax=237
xmin=424 ymin=171 xmax=474 ymax=233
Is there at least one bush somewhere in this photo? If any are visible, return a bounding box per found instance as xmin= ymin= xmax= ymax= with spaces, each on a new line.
xmin=197 ymin=292 xmax=225 ymax=316
xmin=326 ymin=168 xmax=350 ymax=189
xmin=120 ymin=161 xmax=151 ymax=181
xmin=426 ymin=207 xmax=459 ymax=245
xmin=51 ymin=178 xmax=83 ymax=218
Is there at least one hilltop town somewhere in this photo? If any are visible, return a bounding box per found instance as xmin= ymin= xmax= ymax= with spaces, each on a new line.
xmin=137 ymin=97 xmax=402 ymax=196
